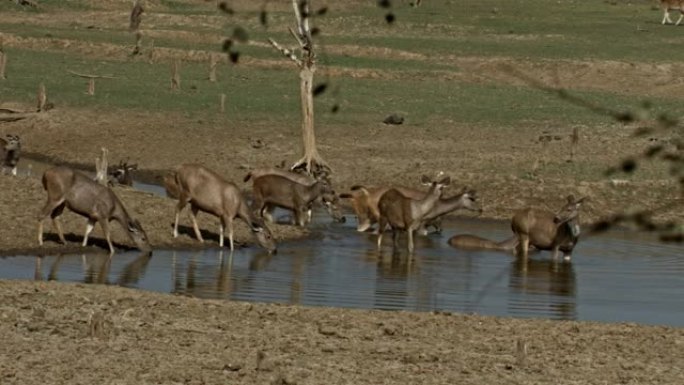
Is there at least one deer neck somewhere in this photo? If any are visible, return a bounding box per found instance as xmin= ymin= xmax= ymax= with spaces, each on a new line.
xmin=410 ymin=185 xmax=441 ymax=222
xmin=111 ymin=196 xmax=132 ymax=227
xmin=425 ymin=193 xmax=464 ymax=219
xmin=565 ymin=216 xmax=581 ymax=238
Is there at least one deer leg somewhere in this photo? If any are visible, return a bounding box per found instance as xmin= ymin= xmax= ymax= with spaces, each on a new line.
xmin=173 ymin=195 xmax=190 ymax=238
xmin=219 ymin=218 xmax=225 ymax=248
xmin=676 ymin=13 xmax=684 ymax=26
xmin=551 ymin=246 xmax=560 ymax=260
xmin=99 ymin=220 xmax=115 ymax=255
xmin=519 ymin=235 xmax=530 ymax=260
xmin=407 ymin=228 xmax=415 ymax=254
xmin=82 ymin=219 xmax=96 ymax=247
xmin=52 ymin=218 xmax=66 ymax=244
xmin=664 ymin=10 xmax=672 ymax=24
xmin=262 ymin=205 xmax=275 ymax=224
xmin=51 ymin=203 xmax=67 ymax=244
xmin=37 ymin=199 xmax=66 ymax=245
xmin=189 ymin=205 xmax=203 ymax=243
xmin=377 ymin=218 xmax=386 ymax=250
xmin=392 ymin=228 xmax=400 ymax=249
xmin=226 ymin=217 xmax=235 ymax=251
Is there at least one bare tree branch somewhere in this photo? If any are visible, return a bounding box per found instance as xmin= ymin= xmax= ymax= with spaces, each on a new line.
xmin=268 ymin=38 xmax=302 ymax=66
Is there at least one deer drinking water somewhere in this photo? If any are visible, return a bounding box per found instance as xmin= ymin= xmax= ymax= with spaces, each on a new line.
xmin=659 ymin=0 xmax=684 ymax=25
xmin=250 ymin=173 xmax=338 ymax=227
xmin=0 ymin=134 xmax=21 ymax=176
xmin=376 ymin=175 xmax=451 ymax=253
xmin=168 ymin=164 xmax=277 ymax=253
xmin=245 ymin=167 xmax=344 ymax=224
xmin=511 ymin=195 xmax=587 ymax=261
xmin=37 ymin=166 xmax=151 ymax=254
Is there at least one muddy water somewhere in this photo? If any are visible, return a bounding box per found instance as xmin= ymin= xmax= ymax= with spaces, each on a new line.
xmin=6 ymin=159 xmax=684 ymax=326
xmin=1 ymin=211 xmax=683 ymax=326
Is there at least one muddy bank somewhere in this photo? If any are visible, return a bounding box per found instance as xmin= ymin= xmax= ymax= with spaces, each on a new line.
xmin=1 ymin=280 xmax=682 ymax=384
xmin=0 ymin=174 xmax=306 ymax=256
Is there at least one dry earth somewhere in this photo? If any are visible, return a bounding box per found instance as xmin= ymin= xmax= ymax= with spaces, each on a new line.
xmin=1 ymin=280 xmax=683 ymax=385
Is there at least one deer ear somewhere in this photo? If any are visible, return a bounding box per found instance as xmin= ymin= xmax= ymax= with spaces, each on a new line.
xmin=420 ymin=175 xmax=431 ymax=185
xmin=566 ymin=194 xmax=576 ymax=203
xmin=438 ymin=176 xmax=451 ymax=186
xmin=129 ymin=163 xmax=138 ymax=170
xmin=576 ymin=196 xmax=588 ymax=205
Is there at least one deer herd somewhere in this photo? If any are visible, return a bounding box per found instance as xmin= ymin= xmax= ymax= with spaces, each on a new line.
xmin=2 ymin=133 xmax=588 ymax=262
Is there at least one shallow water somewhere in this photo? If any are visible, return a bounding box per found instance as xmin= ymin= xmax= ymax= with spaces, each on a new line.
xmin=9 ymin=159 xmax=684 ymax=326
xmin=2 ymin=211 xmax=683 ymax=327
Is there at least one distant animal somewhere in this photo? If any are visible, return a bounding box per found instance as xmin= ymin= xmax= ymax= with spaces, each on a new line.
xmin=448 ymin=234 xmax=519 ymax=252
xmin=244 ymin=167 xmax=344 ymax=223
xmin=659 ymin=0 xmax=684 ymax=25
xmin=250 ymin=173 xmax=338 ymax=227
xmin=37 ymin=166 xmax=151 ymax=254
xmin=511 ymin=195 xmax=587 ymax=260
xmin=0 ymin=134 xmax=21 ymax=175
xmin=109 ymin=160 xmax=137 ymax=187
xmin=167 ymin=163 xmax=277 ymax=253
xmin=377 ymin=175 xmax=451 ymax=253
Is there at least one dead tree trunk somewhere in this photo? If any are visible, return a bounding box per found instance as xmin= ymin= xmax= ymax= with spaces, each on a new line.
xmin=268 ymin=0 xmax=329 ymax=175
xmin=0 ymin=48 xmax=6 ymax=80
xmin=209 ymin=55 xmax=218 ymax=82
xmin=95 ymin=147 xmax=109 ymax=186
xmin=171 ymin=60 xmax=181 ymax=91
xmin=37 ymin=83 xmax=47 ymax=112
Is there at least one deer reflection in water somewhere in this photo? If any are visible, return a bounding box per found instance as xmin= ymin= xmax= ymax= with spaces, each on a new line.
xmin=34 ymin=252 xmax=153 ymax=286
xmin=508 ymin=258 xmax=577 ymax=320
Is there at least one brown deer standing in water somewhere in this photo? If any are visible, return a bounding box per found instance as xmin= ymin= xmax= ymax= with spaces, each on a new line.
xmin=0 ymin=134 xmax=21 ymax=175
xmin=448 ymin=234 xmax=519 ymax=252
xmin=511 ymin=195 xmax=587 ymax=261
xmin=341 ymin=185 xmax=480 ymax=233
xmin=37 ymin=166 xmax=151 ymax=254
xmin=250 ymin=174 xmax=337 ymax=227
xmin=659 ymin=0 xmax=684 ymax=25
xmin=244 ymin=167 xmax=345 ymax=224
xmin=166 ymin=164 xmax=277 ymax=253
xmin=377 ymin=175 xmax=451 ymax=253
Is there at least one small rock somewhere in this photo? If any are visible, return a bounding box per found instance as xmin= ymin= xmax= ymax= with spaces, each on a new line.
xmin=222 ymin=363 xmax=242 ymax=372
xmin=383 ymin=114 xmax=404 ymax=125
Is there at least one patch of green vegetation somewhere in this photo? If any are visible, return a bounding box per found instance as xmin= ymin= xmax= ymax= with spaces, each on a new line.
xmin=0 ymin=0 xmax=91 ymax=12
xmin=4 ymin=46 xmax=683 ymax=134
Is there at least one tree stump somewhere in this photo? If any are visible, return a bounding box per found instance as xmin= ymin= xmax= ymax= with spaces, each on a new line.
xmin=0 ymin=48 xmax=6 ymax=80
xmin=37 ymin=83 xmax=47 ymax=112
xmin=171 ymin=60 xmax=181 ymax=91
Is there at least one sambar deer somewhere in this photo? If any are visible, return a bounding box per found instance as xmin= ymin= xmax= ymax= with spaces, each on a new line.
xmin=448 ymin=234 xmax=519 ymax=252
xmin=511 ymin=195 xmax=587 ymax=261
xmin=376 ymin=175 xmax=451 ymax=253
xmin=659 ymin=0 xmax=684 ymax=25
xmin=245 ymin=168 xmax=344 ymax=224
xmin=250 ymin=174 xmax=337 ymax=227
xmin=1 ymin=134 xmax=21 ymax=175
xmin=109 ymin=160 xmax=137 ymax=186
xmin=168 ymin=164 xmax=277 ymax=253
xmin=420 ymin=188 xmax=483 ymax=232
xmin=341 ymin=185 xmax=480 ymax=233
xmin=37 ymin=166 xmax=151 ymax=254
